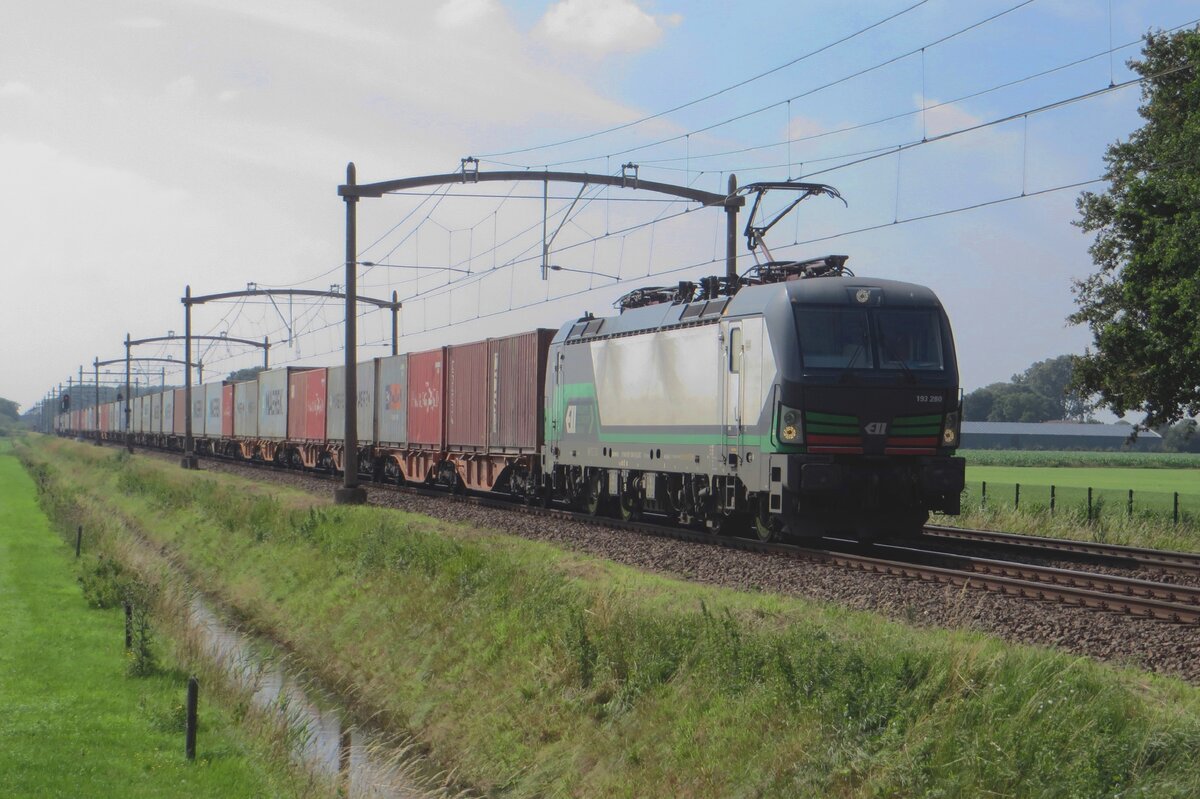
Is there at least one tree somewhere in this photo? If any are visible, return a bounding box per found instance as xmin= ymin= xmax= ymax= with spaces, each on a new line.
xmin=962 ymin=356 xmax=1089 ymax=422
xmin=1161 ymin=419 xmax=1200 ymax=453
xmin=1013 ymin=355 xmax=1088 ymax=421
xmin=0 ymin=397 xmax=18 ymax=421
xmin=227 ymin=366 xmax=266 ymax=382
xmin=1071 ymin=28 xmax=1200 ymax=429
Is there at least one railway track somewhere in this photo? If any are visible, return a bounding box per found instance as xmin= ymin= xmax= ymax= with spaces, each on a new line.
xmin=916 ymin=524 xmax=1200 ymax=575
xmin=125 ymin=443 xmax=1200 ymax=626
xmin=345 ymin=470 xmax=1200 ymax=625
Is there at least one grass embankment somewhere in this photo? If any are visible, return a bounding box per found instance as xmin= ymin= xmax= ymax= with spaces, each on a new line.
xmin=0 ymin=440 xmax=307 ymax=798
xmin=18 ymin=437 xmax=1200 ymax=798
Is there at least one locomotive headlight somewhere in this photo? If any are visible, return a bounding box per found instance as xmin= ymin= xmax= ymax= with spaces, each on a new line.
xmin=778 ymin=405 xmax=803 ymax=444
xmin=942 ymin=411 xmax=960 ymax=447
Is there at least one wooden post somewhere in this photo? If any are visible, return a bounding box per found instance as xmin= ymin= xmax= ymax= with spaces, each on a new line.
xmin=185 ymin=677 xmax=198 ymax=760
xmin=75 ymin=525 xmax=82 ymax=558
xmin=124 ymin=602 xmax=133 ymax=651
xmin=1050 ymin=485 xmax=1056 ymax=516
xmin=1014 ymin=483 xmax=1020 ymax=510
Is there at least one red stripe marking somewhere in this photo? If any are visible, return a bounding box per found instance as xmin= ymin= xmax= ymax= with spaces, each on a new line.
xmin=886 ymin=436 xmax=938 ymax=446
xmin=809 ymin=446 xmax=864 ymax=454
xmin=808 ymin=434 xmax=862 ymax=445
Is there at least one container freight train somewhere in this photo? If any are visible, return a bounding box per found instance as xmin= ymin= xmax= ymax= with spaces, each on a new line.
xmin=59 ymin=262 xmax=965 ymax=540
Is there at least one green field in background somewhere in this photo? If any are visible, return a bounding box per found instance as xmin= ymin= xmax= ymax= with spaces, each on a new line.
xmin=958 ymin=450 xmax=1200 ymax=469
xmin=966 ymin=466 xmax=1199 ymax=497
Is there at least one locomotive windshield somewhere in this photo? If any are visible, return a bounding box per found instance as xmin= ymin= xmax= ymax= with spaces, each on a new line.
xmin=797 ymin=307 xmax=945 ymax=372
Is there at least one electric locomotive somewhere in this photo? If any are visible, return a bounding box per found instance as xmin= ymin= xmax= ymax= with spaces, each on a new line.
xmin=542 ymin=255 xmax=965 ymax=540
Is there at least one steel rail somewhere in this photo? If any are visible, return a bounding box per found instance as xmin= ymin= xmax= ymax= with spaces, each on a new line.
xmin=868 ymin=542 xmax=1200 ymax=607
xmin=920 ymin=524 xmax=1200 ymax=574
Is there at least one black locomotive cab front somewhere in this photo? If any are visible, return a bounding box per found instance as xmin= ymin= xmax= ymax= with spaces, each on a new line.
xmin=774 ymin=280 xmax=965 ymax=538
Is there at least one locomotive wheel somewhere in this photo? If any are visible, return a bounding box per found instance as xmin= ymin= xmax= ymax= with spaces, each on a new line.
xmin=754 ymin=512 xmax=783 ymax=543
xmin=584 ymin=473 xmax=606 ymax=516
xmin=618 ymin=488 xmax=642 ymax=522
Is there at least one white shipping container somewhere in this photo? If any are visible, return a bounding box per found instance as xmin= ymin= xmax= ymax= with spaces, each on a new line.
xmin=234 ymin=380 xmax=258 ymax=438
xmin=162 ymin=391 xmax=175 ymax=436
xmin=374 ymin=354 xmax=408 ymax=446
xmin=205 ymin=382 xmax=223 ymax=439
xmin=326 ymin=361 xmax=377 ymax=444
xmin=190 ymin=385 xmax=206 ymax=438
xmin=150 ymin=392 xmax=163 ymax=434
xmin=257 ymin=368 xmax=289 ymax=440
xmin=141 ymin=393 xmax=152 ymax=433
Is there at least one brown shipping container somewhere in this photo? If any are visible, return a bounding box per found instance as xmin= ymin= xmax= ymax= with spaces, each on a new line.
xmin=287 ymin=368 xmax=327 ymax=441
xmin=488 ymin=329 xmax=555 ymax=453
xmin=406 ymin=348 xmax=446 ymax=450
xmin=446 ymin=341 xmax=489 ymax=451
xmin=222 ymin=384 xmax=234 ymax=437
xmin=173 ymin=388 xmax=187 ymax=435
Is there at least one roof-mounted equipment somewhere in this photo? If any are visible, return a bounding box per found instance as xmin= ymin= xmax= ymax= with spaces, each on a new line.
xmin=739 ymin=255 xmax=853 ymax=286
xmin=615 ymin=280 xmax=696 ymax=311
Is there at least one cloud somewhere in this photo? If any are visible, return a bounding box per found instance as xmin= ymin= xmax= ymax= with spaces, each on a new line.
xmin=117 ymin=17 xmax=165 ymax=29
xmin=165 ymin=75 xmax=198 ymax=100
xmin=0 ymin=80 xmax=34 ymax=99
xmin=434 ymin=0 xmax=499 ymax=29
xmin=787 ymin=116 xmax=827 ymax=140
xmin=536 ymin=0 xmax=679 ymax=56
xmin=918 ymin=95 xmax=984 ymax=138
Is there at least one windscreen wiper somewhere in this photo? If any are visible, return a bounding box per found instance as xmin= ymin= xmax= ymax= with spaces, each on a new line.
xmin=877 ymin=331 xmax=917 ymax=384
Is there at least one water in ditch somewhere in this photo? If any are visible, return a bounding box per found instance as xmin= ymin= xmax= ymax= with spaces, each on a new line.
xmin=187 ymin=596 xmax=456 ymax=798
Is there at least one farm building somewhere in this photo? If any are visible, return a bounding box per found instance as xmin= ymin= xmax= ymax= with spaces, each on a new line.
xmin=961 ymin=422 xmax=1163 ymax=451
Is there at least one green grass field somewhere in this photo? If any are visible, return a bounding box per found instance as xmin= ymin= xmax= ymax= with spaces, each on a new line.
xmin=959 ymin=449 xmax=1200 ymax=469
xmin=18 ymin=436 xmax=1200 ymax=798
xmin=961 ymin=458 xmax=1199 ymax=523
xmin=967 ymin=465 xmax=1198 ymax=494
xmin=0 ymin=442 xmax=302 ymax=797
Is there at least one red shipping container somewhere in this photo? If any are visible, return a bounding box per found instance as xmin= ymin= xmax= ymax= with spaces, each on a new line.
xmin=446 ymin=341 xmax=488 ymax=451
xmin=287 ymin=368 xmax=327 ymax=441
xmin=488 ymin=329 xmax=555 ymax=453
xmin=173 ymin=388 xmax=187 ymax=434
xmin=406 ymin=348 xmax=446 ymax=450
xmin=222 ymin=384 xmax=234 ymax=437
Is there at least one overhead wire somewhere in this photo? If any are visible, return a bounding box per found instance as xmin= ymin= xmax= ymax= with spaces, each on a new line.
xmin=476 ymin=0 xmax=933 ymax=159
xmin=634 ymin=20 xmax=1200 ymax=169
xmin=502 ymin=0 xmax=1039 ymax=169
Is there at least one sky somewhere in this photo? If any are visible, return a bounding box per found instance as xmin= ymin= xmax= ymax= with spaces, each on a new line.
xmin=3 ymin=0 xmax=1198 ymax=413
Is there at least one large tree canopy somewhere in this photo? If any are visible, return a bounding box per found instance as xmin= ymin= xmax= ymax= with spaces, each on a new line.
xmin=1071 ymin=28 xmax=1200 ymax=428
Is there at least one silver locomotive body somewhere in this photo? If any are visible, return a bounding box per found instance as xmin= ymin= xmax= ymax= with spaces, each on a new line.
xmin=543 ymin=275 xmax=965 ymax=538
